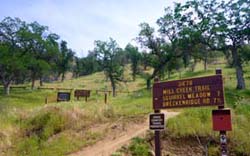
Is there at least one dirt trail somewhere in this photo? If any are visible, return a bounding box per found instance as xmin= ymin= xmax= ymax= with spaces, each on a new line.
xmin=69 ymin=111 xmax=179 ymax=156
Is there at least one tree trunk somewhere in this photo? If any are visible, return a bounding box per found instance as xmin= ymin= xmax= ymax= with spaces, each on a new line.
xmin=61 ymin=72 xmax=65 ymax=82
xmin=203 ymin=50 xmax=208 ymax=71
xmin=31 ymin=78 xmax=35 ymax=90
xmin=56 ymin=73 xmax=61 ymax=81
xmin=159 ymin=69 xmax=165 ymax=80
xmin=4 ymin=83 xmax=11 ymax=95
xmin=31 ymin=72 xmax=37 ymax=90
xmin=235 ymin=65 xmax=245 ymax=89
xmin=146 ymin=78 xmax=151 ymax=89
xmin=185 ymin=52 xmax=188 ymax=69
xmin=110 ymin=77 xmax=116 ymax=97
xmin=204 ymin=57 xmax=207 ymax=71
xmin=39 ymin=76 xmax=43 ymax=86
xmin=105 ymin=71 xmax=109 ymax=82
xmin=191 ymin=59 xmax=197 ymax=72
xmin=231 ymin=47 xmax=245 ymax=89
xmin=132 ymin=73 xmax=136 ymax=81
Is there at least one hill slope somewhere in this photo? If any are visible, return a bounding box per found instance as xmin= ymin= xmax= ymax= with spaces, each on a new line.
xmin=1 ymin=60 xmax=250 ymax=156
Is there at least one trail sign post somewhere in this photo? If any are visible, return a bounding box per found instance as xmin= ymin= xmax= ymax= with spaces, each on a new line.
xmin=153 ymin=78 xmax=161 ymax=156
xmin=151 ymin=69 xmax=231 ymax=156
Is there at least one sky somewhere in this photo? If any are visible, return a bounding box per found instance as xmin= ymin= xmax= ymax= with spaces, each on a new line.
xmin=0 ymin=0 xmax=185 ymax=57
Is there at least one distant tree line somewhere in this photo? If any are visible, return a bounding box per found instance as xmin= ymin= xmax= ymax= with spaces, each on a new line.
xmin=1 ymin=0 xmax=249 ymax=95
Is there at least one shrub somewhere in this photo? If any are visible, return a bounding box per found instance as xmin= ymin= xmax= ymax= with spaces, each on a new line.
xmin=128 ymin=137 xmax=152 ymax=156
xmin=22 ymin=107 xmax=66 ymax=141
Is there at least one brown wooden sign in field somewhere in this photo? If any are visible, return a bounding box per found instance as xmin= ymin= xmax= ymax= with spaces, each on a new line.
xmin=74 ymin=90 xmax=91 ymax=101
xmin=153 ymin=75 xmax=224 ymax=109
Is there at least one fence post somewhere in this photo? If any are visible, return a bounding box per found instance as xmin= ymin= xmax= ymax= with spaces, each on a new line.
xmin=104 ymin=92 xmax=107 ymax=104
xmin=45 ymin=96 xmax=48 ymax=104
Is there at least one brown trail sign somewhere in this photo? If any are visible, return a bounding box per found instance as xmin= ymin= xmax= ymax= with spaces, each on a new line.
xmin=74 ymin=89 xmax=91 ymax=101
xmin=153 ymin=75 xmax=224 ymax=109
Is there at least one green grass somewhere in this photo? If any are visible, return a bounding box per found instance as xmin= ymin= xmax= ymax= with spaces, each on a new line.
xmin=42 ymin=65 xmax=145 ymax=92
xmin=0 ymin=89 xmax=55 ymax=109
xmin=167 ymin=108 xmax=214 ymax=137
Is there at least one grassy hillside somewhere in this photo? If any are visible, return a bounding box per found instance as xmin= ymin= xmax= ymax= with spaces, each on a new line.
xmin=42 ymin=66 xmax=145 ymax=92
xmin=1 ymin=60 xmax=250 ymax=156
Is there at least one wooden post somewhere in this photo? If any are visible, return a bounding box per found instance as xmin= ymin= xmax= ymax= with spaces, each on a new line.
xmin=104 ymin=92 xmax=107 ymax=104
xmin=154 ymin=77 xmax=161 ymax=156
xmin=216 ymin=68 xmax=228 ymax=156
xmin=154 ymin=110 xmax=161 ymax=156
xmin=85 ymin=96 xmax=88 ymax=102
xmin=45 ymin=96 xmax=48 ymax=104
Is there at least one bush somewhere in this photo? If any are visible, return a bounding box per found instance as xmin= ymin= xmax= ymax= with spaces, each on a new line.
xmin=128 ymin=137 xmax=151 ymax=156
xmin=22 ymin=107 xmax=66 ymax=141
